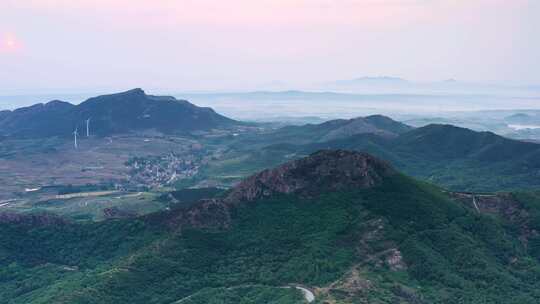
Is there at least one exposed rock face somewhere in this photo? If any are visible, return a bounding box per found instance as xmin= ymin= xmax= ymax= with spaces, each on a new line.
xmin=170 ymin=150 xmax=395 ymax=229
xmin=385 ymin=248 xmax=407 ymax=271
xmin=225 ymin=150 xmax=395 ymax=203
xmin=450 ymin=192 xmax=538 ymax=248
xmin=451 ymin=193 xmax=524 ymax=220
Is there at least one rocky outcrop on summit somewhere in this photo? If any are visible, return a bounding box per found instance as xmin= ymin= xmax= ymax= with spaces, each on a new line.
xmin=225 ymin=150 xmax=395 ymax=203
xmin=168 ymin=150 xmax=395 ymax=229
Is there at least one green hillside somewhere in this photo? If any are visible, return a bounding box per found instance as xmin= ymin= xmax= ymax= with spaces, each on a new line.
xmin=245 ymin=115 xmax=412 ymax=146
xmin=2 ymin=151 xmax=540 ymax=303
xmin=203 ymin=123 xmax=540 ymax=191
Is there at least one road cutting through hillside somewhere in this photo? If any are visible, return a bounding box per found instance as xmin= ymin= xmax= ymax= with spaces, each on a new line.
xmin=472 ymin=196 xmax=480 ymax=212
xmin=173 ymin=284 xmax=315 ymax=303
xmin=292 ymin=286 xmax=315 ymax=303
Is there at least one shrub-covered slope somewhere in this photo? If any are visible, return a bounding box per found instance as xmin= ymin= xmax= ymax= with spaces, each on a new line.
xmin=2 ymin=150 xmax=540 ymax=303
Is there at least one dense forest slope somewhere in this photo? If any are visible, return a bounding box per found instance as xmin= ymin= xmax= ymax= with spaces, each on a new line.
xmin=2 ymin=150 xmax=540 ymax=303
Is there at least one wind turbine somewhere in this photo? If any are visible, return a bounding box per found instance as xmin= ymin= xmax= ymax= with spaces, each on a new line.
xmin=85 ymin=118 xmax=91 ymax=137
xmin=73 ymin=127 xmax=79 ymax=149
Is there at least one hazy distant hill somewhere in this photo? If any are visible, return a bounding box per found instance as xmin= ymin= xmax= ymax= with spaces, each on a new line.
xmin=255 ymin=115 xmax=413 ymax=145
xmin=329 ymin=76 xmax=410 ymax=88
xmin=505 ymin=113 xmax=540 ymax=124
xmin=3 ymin=150 xmax=540 ymax=303
xmin=0 ymin=89 xmax=237 ymax=138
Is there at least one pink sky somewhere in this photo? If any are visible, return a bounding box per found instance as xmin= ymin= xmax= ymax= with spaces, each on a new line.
xmin=1 ymin=0 xmax=538 ymax=92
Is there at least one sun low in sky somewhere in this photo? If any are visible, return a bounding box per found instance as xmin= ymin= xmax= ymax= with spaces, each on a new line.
xmin=0 ymin=0 xmax=539 ymax=92
xmin=0 ymin=34 xmax=21 ymax=53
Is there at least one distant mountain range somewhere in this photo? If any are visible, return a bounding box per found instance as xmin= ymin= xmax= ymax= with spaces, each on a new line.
xmin=178 ymin=89 xmax=540 ymax=120
xmin=319 ymin=76 xmax=540 ymax=95
xmin=330 ymin=76 xmax=410 ymax=87
xmin=0 ymin=89 xmax=237 ymax=138
xmin=3 ymin=150 xmax=540 ymax=303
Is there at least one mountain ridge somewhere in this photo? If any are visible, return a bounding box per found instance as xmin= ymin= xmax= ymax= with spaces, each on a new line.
xmin=257 ymin=114 xmax=413 ymax=146
xmin=214 ymin=119 xmax=540 ymax=191
xmin=0 ymin=88 xmax=238 ymax=138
